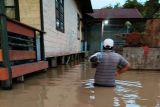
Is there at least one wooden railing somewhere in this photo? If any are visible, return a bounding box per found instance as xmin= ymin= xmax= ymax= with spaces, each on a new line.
xmin=4 ymin=18 xmax=42 ymax=63
xmin=0 ymin=50 xmax=36 ymax=61
xmin=0 ymin=17 xmax=48 ymax=89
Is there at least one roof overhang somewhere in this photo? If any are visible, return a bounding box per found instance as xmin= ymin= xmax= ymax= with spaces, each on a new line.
xmin=75 ymin=0 xmax=93 ymax=13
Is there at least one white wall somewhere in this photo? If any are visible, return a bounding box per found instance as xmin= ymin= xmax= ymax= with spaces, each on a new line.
xmin=43 ymin=0 xmax=82 ymax=58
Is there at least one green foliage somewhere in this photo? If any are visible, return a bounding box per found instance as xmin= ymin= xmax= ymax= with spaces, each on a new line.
xmin=143 ymin=0 xmax=160 ymax=18
xmin=113 ymin=3 xmax=121 ymax=8
xmin=153 ymin=11 xmax=160 ymax=18
xmin=123 ymin=0 xmax=143 ymax=8
xmin=102 ymin=3 xmax=122 ymax=9
xmin=101 ymin=3 xmax=122 ymax=9
xmin=102 ymin=0 xmax=160 ymax=18
xmin=102 ymin=5 xmax=113 ymax=9
xmin=123 ymin=0 xmax=160 ymax=18
xmin=123 ymin=0 xmax=144 ymax=13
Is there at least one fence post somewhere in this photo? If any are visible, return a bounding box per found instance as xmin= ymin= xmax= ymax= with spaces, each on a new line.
xmin=0 ymin=0 xmax=12 ymax=89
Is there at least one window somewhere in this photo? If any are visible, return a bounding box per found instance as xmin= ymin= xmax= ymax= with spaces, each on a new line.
xmin=55 ymin=0 xmax=64 ymax=32
xmin=5 ymin=0 xmax=19 ymax=20
xmin=77 ymin=14 xmax=80 ymax=30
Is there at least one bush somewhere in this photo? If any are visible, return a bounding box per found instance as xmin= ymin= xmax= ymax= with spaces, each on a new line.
xmin=126 ymin=32 xmax=141 ymax=46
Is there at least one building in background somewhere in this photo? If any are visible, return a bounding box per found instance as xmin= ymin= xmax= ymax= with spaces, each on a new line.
xmin=86 ymin=8 xmax=144 ymax=55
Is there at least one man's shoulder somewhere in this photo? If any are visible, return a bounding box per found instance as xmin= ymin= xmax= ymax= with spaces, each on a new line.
xmin=94 ymin=51 xmax=102 ymax=55
xmin=111 ymin=52 xmax=123 ymax=58
xmin=111 ymin=51 xmax=120 ymax=55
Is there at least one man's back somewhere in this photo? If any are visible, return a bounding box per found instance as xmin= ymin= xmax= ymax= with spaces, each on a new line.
xmin=89 ymin=38 xmax=129 ymax=87
xmin=91 ymin=50 xmax=128 ymax=86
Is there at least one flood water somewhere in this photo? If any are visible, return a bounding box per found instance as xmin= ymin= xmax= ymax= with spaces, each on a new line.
xmin=0 ymin=61 xmax=160 ymax=107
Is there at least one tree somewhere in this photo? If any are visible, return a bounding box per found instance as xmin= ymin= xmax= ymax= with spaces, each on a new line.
xmin=101 ymin=4 xmax=113 ymax=9
xmin=143 ymin=0 xmax=160 ymax=18
xmin=123 ymin=0 xmax=144 ymax=14
xmin=101 ymin=0 xmax=160 ymax=18
xmin=101 ymin=3 xmax=122 ymax=9
xmin=113 ymin=3 xmax=121 ymax=8
xmin=153 ymin=10 xmax=160 ymax=18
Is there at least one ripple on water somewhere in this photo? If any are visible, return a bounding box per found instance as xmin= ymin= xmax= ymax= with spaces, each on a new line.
xmin=115 ymin=80 xmax=142 ymax=88
xmin=82 ymin=79 xmax=95 ymax=89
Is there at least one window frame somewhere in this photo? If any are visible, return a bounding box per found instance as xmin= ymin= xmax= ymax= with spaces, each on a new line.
xmin=55 ymin=0 xmax=64 ymax=33
xmin=77 ymin=14 xmax=80 ymax=31
xmin=5 ymin=0 xmax=20 ymax=20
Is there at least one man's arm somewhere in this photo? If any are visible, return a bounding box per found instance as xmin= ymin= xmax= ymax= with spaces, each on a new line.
xmin=89 ymin=52 xmax=102 ymax=68
xmin=89 ymin=52 xmax=101 ymax=62
xmin=90 ymin=56 xmax=98 ymax=62
xmin=115 ymin=55 xmax=130 ymax=76
xmin=115 ymin=64 xmax=129 ymax=76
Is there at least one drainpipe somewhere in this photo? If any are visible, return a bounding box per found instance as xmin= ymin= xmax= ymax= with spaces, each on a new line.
xmin=0 ymin=0 xmax=12 ymax=89
xmin=40 ymin=0 xmax=45 ymax=60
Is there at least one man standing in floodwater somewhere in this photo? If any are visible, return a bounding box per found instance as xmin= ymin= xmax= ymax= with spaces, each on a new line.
xmin=89 ymin=38 xmax=129 ymax=87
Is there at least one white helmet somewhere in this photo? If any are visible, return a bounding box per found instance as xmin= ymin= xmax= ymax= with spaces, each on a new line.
xmin=103 ymin=38 xmax=114 ymax=48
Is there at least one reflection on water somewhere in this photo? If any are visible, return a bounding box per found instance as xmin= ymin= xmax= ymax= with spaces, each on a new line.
xmin=82 ymin=79 xmax=142 ymax=107
xmin=114 ymin=80 xmax=142 ymax=107
xmin=0 ymin=61 xmax=159 ymax=107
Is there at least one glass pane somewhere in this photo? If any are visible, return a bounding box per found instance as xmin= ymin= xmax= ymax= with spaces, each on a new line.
xmin=77 ymin=14 xmax=80 ymax=30
xmin=56 ymin=19 xmax=60 ymax=28
xmin=60 ymin=5 xmax=63 ymax=13
xmin=5 ymin=8 xmax=15 ymax=19
xmin=60 ymin=0 xmax=63 ymax=4
xmin=56 ymin=1 xmax=59 ymax=9
xmin=5 ymin=0 xmax=15 ymax=6
xmin=56 ymin=10 xmax=60 ymax=19
xmin=60 ymin=13 xmax=63 ymax=21
xmin=60 ymin=22 xmax=64 ymax=31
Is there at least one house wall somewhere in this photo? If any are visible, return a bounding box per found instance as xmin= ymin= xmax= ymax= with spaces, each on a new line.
xmin=19 ymin=0 xmax=41 ymax=29
xmin=123 ymin=47 xmax=160 ymax=70
xmin=43 ymin=0 xmax=83 ymax=58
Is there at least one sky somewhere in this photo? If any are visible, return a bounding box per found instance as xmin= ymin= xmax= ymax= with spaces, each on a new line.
xmin=91 ymin=0 xmax=148 ymax=9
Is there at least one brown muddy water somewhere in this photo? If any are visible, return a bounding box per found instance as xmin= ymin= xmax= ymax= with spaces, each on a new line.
xmin=0 ymin=61 xmax=160 ymax=107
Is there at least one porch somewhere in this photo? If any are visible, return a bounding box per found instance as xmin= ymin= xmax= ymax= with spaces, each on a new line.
xmin=0 ymin=16 xmax=48 ymax=89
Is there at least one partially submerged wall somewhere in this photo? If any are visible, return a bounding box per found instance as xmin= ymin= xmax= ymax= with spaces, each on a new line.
xmin=123 ymin=47 xmax=160 ymax=70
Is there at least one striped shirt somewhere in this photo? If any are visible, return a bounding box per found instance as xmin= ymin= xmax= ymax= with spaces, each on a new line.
xmin=89 ymin=50 xmax=129 ymax=86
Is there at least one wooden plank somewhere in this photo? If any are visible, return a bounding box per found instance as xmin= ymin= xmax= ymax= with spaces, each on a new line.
xmin=7 ymin=18 xmax=44 ymax=33
xmin=7 ymin=20 xmax=35 ymax=38
xmin=9 ymin=50 xmax=36 ymax=61
xmin=0 ymin=61 xmax=48 ymax=80
xmin=12 ymin=61 xmax=48 ymax=78
xmin=0 ymin=49 xmax=3 ymax=62
xmin=0 ymin=68 xmax=8 ymax=80
xmin=0 ymin=50 xmax=36 ymax=61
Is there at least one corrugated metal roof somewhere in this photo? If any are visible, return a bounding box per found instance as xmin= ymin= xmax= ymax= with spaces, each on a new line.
xmin=88 ymin=8 xmax=143 ymax=19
